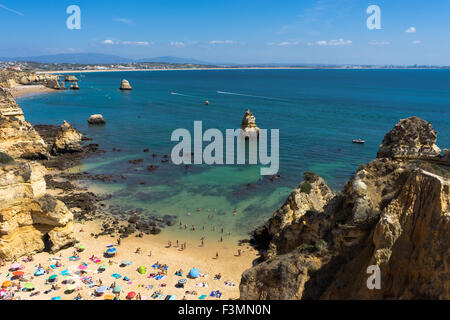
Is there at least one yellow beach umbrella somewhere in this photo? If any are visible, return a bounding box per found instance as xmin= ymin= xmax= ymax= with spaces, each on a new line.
xmin=2 ymin=281 xmax=12 ymax=288
xmin=104 ymin=294 xmax=115 ymax=300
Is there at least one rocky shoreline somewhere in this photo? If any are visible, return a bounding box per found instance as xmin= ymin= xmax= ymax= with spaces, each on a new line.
xmin=0 ymin=72 xmax=178 ymax=261
xmin=240 ymin=116 xmax=449 ymax=300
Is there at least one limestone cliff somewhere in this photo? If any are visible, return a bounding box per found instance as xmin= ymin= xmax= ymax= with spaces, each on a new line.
xmin=0 ymin=71 xmax=60 ymax=89
xmin=0 ymin=161 xmax=75 ymax=260
xmin=52 ymin=121 xmax=83 ymax=154
xmin=240 ymin=117 xmax=449 ymax=300
xmin=241 ymin=109 xmax=260 ymax=136
xmin=0 ymin=87 xmax=49 ymax=159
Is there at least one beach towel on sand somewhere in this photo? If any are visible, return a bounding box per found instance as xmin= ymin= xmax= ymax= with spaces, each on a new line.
xmin=111 ymin=273 xmax=122 ymax=279
xmin=199 ymin=295 xmax=207 ymax=300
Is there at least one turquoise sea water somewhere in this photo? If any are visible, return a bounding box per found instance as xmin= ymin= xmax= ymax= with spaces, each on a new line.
xmin=17 ymin=69 xmax=450 ymax=239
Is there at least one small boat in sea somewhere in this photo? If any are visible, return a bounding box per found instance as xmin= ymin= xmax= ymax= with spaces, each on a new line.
xmin=352 ymin=139 xmax=365 ymax=144
xmin=205 ymin=100 xmax=210 ymax=106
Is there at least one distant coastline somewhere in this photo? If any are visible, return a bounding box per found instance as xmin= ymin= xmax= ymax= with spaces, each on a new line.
xmin=40 ymin=66 xmax=448 ymax=74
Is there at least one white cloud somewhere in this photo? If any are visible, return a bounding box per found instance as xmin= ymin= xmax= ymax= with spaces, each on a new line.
xmin=412 ymin=40 xmax=421 ymax=45
xmin=122 ymin=41 xmax=149 ymax=46
xmin=405 ymin=26 xmax=416 ymax=33
xmin=369 ymin=40 xmax=390 ymax=46
xmin=0 ymin=3 xmax=24 ymax=16
xmin=113 ymin=18 xmax=134 ymax=25
xmin=311 ymin=39 xmax=352 ymax=46
xmin=102 ymin=39 xmax=116 ymax=45
xmin=170 ymin=41 xmax=186 ymax=47
xmin=268 ymin=41 xmax=300 ymax=46
xmin=209 ymin=40 xmax=236 ymax=45
xmin=101 ymin=39 xmax=150 ymax=46
xmin=328 ymin=38 xmax=352 ymax=46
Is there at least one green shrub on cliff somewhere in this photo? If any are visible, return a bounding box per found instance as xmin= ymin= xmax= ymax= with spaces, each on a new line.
xmin=0 ymin=152 xmax=14 ymax=164
xmin=300 ymin=181 xmax=312 ymax=194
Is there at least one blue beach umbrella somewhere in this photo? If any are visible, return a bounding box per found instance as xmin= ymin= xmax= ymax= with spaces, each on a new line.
xmin=106 ymin=248 xmax=117 ymax=254
xmin=97 ymin=286 xmax=108 ymax=293
xmin=188 ymin=268 xmax=200 ymax=278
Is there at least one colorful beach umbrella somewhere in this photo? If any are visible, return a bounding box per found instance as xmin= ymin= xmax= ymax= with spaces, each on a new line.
xmin=113 ymin=285 xmax=122 ymax=293
xmin=106 ymin=248 xmax=116 ymax=253
xmin=49 ymin=274 xmax=58 ymax=280
xmin=104 ymin=294 xmax=115 ymax=300
xmin=24 ymin=283 xmax=35 ymax=290
xmin=10 ymin=262 xmax=21 ymax=270
xmin=138 ymin=266 xmax=146 ymax=274
xmin=78 ymin=264 xmax=87 ymax=270
xmin=188 ymin=268 xmax=200 ymax=278
xmin=77 ymin=245 xmax=86 ymax=251
xmin=2 ymin=281 xmax=12 ymax=288
xmin=178 ymin=279 xmax=187 ymax=284
xmin=67 ymin=284 xmax=76 ymax=291
xmin=96 ymin=286 xmax=108 ymax=293
xmin=126 ymin=291 xmax=136 ymax=299
xmin=13 ymin=271 xmax=24 ymax=277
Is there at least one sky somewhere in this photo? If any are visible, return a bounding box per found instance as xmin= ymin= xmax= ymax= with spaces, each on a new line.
xmin=0 ymin=0 xmax=449 ymax=65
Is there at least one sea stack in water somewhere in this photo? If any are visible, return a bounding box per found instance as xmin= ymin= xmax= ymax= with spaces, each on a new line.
xmin=241 ymin=109 xmax=260 ymax=137
xmin=88 ymin=114 xmax=106 ymax=125
xmin=52 ymin=121 xmax=83 ymax=154
xmin=120 ymin=79 xmax=132 ymax=91
xmin=69 ymin=82 xmax=79 ymax=90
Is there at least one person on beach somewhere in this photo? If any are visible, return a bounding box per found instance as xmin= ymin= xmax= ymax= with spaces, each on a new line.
xmin=237 ymin=249 xmax=241 ymax=256
xmin=184 ymin=242 xmax=187 ymax=249
xmin=148 ymin=250 xmax=152 ymax=257
xmin=216 ymin=252 xmax=219 ymax=259
xmin=135 ymin=247 xmax=142 ymax=254
xmin=167 ymin=241 xmax=172 ymax=248
xmin=176 ymin=240 xmax=179 ymax=247
xmin=117 ymin=238 xmax=121 ymax=246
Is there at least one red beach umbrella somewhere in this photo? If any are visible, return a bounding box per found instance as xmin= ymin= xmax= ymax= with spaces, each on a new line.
xmin=13 ymin=271 xmax=24 ymax=277
xmin=126 ymin=291 xmax=136 ymax=299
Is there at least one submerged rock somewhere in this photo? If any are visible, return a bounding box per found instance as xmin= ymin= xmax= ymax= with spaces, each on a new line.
xmin=120 ymin=79 xmax=132 ymax=90
xmin=88 ymin=114 xmax=106 ymax=125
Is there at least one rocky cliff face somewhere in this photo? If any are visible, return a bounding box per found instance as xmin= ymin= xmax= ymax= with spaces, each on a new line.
xmin=240 ymin=117 xmax=449 ymax=300
xmin=0 ymin=71 xmax=60 ymax=89
xmin=0 ymin=161 xmax=75 ymax=260
xmin=241 ymin=109 xmax=260 ymax=136
xmin=0 ymin=87 xmax=49 ymax=159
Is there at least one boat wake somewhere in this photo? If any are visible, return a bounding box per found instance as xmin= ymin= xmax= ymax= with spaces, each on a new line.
xmin=216 ymin=91 xmax=287 ymax=102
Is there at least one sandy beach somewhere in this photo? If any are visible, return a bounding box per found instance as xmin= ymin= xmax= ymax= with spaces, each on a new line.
xmin=0 ymin=218 xmax=258 ymax=300
xmin=9 ymin=85 xmax=58 ymax=98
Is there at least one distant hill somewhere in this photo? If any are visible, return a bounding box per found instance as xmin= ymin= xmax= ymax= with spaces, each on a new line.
xmin=137 ymin=56 xmax=214 ymax=65
xmin=0 ymin=53 xmax=216 ymax=65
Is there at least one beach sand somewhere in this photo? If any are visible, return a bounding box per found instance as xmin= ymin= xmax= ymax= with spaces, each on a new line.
xmin=10 ymin=85 xmax=58 ymax=98
xmin=0 ymin=219 xmax=258 ymax=300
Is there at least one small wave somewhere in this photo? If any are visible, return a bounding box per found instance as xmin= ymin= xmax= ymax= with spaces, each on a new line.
xmin=216 ymin=91 xmax=288 ymax=101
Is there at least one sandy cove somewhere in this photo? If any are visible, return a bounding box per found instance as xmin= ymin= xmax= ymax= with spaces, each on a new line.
xmin=0 ymin=219 xmax=258 ymax=300
xmin=9 ymin=84 xmax=58 ymax=98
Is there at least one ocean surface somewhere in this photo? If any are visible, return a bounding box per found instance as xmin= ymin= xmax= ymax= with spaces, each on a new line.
xmin=17 ymin=69 xmax=450 ymax=240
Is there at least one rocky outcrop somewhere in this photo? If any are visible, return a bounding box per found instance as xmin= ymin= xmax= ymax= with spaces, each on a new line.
xmin=0 ymin=161 xmax=75 ymax=260
xmin=120 ymin=79 xmax=132 ymax=90
xmin=51 ymin=121 xmax=83 ymax=154
xmin=64 ymin=75 xmax=79 ymax=82
xmin=241 ymin=109 xmax=260 ymax=137
xmin=240 ymin=117 xmax=449 ymax=300
xmin=253 ymin=172 xmax=334 ymax=259
xmin=88 ymin=114 xmax=106 ymax=125
xmin=69 ymin=82 xmax=80 ymax=90
xmin=0 ymin=87 xmax=49 ymax=159
xmin=0 ymin=71 xmax=60 ymax=90
xmin=377 ymin=117 xmax=441 ymax=159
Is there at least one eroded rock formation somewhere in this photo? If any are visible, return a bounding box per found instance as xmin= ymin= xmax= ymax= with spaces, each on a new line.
xmin=88 ymin=114 xmax=106 ymax=125
xmin=120 ymin=79 xmax=132 ymax=90
xmin=52 ymin=121 xmax=83 ymax=154
xmin=240 ymin=117 xmax=449 ymax=300
xmin=241 ymin=109 xmax=260 ymax=136
xmin=0 ymin=160 xmax=75 ymax=260
xmin=0 ymin=87 xmax=49 ymax=159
